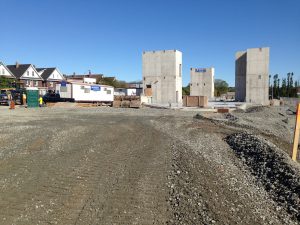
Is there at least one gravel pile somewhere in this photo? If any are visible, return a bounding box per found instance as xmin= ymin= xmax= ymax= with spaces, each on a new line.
xmin=246 ymin=106 xmax=267 ymax=113
xmin=226 ymin=132 xmax=300 ymax=222
xmin=224 ymin=113 xmax=238 ymax=122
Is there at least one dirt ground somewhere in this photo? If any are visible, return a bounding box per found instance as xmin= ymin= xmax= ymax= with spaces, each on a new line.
xmin=0 ymin=106 xmax=299 ymax=225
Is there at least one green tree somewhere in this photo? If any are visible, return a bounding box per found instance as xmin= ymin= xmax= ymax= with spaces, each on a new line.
xmin=273 ymin=74 xmax=279 ymax=98
xmin=99 ymin=77 xmax=127 ymax=88
xmin=287 ymin=73 xmax=291 ymax=97
xmin=269 ymin=74 xmax=272 ymax=98
xmin=0 ymin=77 xmax=16 ymax=89
xmin=214 ymin=79 xmax=228 ymax=97
xmin=281 ymin=78 xmax=287 ymax=97
xmin=228 ymin=87 xmax=235 ymax=92
xmin=182 ymin=84 xmax=190 ymax=96
xmin=293 ymin=80 xmax=299 ymax=97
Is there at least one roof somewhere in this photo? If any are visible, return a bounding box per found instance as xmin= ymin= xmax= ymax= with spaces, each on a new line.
xmin=36 ymin=68 xmax=56 ymax=80
xmin=6 ymin=64 xmax=31 ymax=78
xmin=67 ymin=74 xmax=103 ymax=78
xmin=66 ymin=81 xmax=113 ymax=88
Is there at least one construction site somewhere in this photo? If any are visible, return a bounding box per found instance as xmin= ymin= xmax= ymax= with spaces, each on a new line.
xmin=0 ymin=44 xmax=300 ymax=225
xmin=0 ymin=100 xmax=299 ymax=224
xmin=1 ymin=0 xmax=300 ymax=223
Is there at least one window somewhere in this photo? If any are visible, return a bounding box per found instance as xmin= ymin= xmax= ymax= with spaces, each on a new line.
xmin=84 ymin=88 xmax=90 ymax=93
xmin=107 ymin=90 xmax=112 ymax=94
xmin=27 ymin=71 xmax=29 ymax=76
xmin=190 ymin=83 xmax=192 ymax=86
xmin=258 ymin=75 xmax=262 ymax=79
xmin=197 ymin=83 xmax=199 ymax=86
xmin=80 ymin=86 xmax=85 ymax=89
xmin=26 ymin=80 xmax=30 ymax=85
xmin=146 ymin=84 xmax=151 ymax=88
xmin=179 ymin=64 xmax=182 ymax=77
xmin=32 ymin=71 xmax=34 ymax=77
xmin=50 ymin=82 xmax=54 ymax=87
xmin=2 ymin=68 xmax=5 ymax=74
xmin=204 ymin=83 xmax=206 ymax=86
xmin=60 ymin=86 xmax=67 ymax=92
xmin=35 ymin=81 xmax=39 ymax=86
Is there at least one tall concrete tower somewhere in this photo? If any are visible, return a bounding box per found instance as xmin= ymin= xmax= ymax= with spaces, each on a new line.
xmin=142 ymin=50 xmax=182 ymax=106
xmin=235 ymin=47 xmax=270 ymax=105
xmin=190 ymin=67 xmax=214 ymax=99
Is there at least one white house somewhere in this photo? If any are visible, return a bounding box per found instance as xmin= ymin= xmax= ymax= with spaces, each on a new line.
xmin=0 ymin=62 xmax=15 ymax=78
xmin=6 ymin=63 xmax=44 ymax=88
xmin=37 ymin=67 xmax=65 ymax=90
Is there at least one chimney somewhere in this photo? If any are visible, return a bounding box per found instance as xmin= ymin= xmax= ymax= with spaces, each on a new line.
xmin=16 ymin=61 xmax=19 ymax=68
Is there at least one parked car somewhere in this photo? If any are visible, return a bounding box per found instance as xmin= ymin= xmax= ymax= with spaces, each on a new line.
xmin=0 ymin=93 xmax=8 ymax=105
xmin=42 ymin=92 xmax=74 ymax=103
xmin=0 ymin=89 xmax=24 ymax=105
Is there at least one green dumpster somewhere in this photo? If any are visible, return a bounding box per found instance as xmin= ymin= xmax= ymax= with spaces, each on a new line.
xmin=26 ymin=88 xmax=39 ymax=108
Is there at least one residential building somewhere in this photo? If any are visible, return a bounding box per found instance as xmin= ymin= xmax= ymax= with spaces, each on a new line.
xmin=190 ymin=67 xmax=214 ymax=99
xmin=235 ymin=47 xmax=270 ymax=105
xmin=0 ymin=62 xmax=15 ymax=79
xmin=142 ymin=50 xmax=182 ymax=106
xmin=37 ymin=67 xmax=65 ymax=90
xmin=67 ymin=72 xmax=103 ymax=83
xmin=7 ymin=63 xmax=43 ymax=88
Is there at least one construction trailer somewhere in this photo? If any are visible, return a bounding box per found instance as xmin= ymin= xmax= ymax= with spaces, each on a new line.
xmin=56 ymin=81 xmax=114 ymax=103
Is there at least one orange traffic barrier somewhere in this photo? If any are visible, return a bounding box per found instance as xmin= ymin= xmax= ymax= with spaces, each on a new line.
xmin=292 ymin=103 xmax=300 ymax=161
xmin=10 ymin=101 xmax=15 ymax=110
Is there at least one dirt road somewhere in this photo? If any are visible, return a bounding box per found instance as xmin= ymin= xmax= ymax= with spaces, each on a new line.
xmin=0 ymin=107 xmax=299 ymax=225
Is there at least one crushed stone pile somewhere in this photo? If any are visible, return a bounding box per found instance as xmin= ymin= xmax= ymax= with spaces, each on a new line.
xmin=246 ymin=106 xmax=267 ymax=113
xmin=224 ymin=113 xmax=239 ymax=122
xmin=226 ymin=132 xmax=300 ymax=222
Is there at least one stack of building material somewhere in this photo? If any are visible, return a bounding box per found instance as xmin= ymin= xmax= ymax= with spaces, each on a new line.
xmin=182 ymin=96 xmax=208 ymax=108
xmin=113 ymin=96 xmax=141 ymax=108
xmin=217 ymin=108 xmax=230 ymax=113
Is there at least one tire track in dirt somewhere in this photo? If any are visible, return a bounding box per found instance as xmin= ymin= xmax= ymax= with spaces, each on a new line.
xmin=0 ymin=115 xmax=171 ymax=225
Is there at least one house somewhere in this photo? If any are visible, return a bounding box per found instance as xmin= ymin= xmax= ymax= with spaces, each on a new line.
xmin=127 ymin=81 xmax=143 ymax=89
xmin=67 ymin=71 xmax=103 ymax=83
xmin=0 ymin=62 xmax=15 ymax=79
xmin=114 ymin=88 xmax=142 ymax=96
xmin=37 ymin=67 xmax=64 ymax=90
xmin=220 ymin=92 xmax=235 ymax=100
xmin=7 ymin=63 xmax=43 ymax=89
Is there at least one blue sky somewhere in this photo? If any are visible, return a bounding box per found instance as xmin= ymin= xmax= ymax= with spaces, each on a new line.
xmin=1 ymin=0 xmax=299 ymax=86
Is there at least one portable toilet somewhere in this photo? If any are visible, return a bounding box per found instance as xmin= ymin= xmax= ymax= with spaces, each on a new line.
xmin=26 ymin=87 xmax=39 ymax=107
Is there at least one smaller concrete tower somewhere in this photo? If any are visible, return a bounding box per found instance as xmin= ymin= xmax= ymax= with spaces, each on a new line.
xmin=190 ymin=67 xmax=214 ymax=99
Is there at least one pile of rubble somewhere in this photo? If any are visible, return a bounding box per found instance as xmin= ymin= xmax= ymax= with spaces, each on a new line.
xmin=226 ymin=132 xmax=300 ymax=222
xmin=113 ymin=96 xmax=141 ymax=108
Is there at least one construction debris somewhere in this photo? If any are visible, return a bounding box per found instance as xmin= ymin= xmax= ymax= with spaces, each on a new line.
xmin=114 ymin=96 xmax=141 ymax=108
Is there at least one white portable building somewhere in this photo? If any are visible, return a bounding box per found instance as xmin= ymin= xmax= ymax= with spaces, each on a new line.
xmin=56 ymin=81 xmax=114 ymax=103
